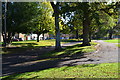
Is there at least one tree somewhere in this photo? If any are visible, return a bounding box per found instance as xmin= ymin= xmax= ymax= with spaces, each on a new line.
xmin=60 ymin=2 xmax=91 ymax=45
xmin=2 ymin=2 xmax=40 ymax=44
xmin=60 ymin=2 xmax=119 ymax=45
xmin=90 ymin=2 xmax=119 ymax=39
xmin=28 ymin=2 xmax=54 ymax=42
xmin=50 ymin=2 xmax=62 ymax=50
xmin=66 ymin=12 xmax=83 ymax=39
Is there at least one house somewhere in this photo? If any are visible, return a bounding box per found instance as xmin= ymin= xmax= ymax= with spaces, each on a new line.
xmin=14 ymin=33 xmax=25 ymax=40
xmin=30 ymin=34 xmax=43 ymax=40
xmin=14 ymin=33 xmax=49 ymax=41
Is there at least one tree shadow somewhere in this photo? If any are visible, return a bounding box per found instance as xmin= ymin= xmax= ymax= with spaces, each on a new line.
xmin=2 ymin=57 xmax=99 ymax=80
xmin=2 ymin=41 xmax=98 ymax=79
xmin=61 ymin=63 xmax=98 ymax=72
xmin=1 ymin=39 xmax=82 ymax=55
xmin=45 ymin=44 xmax=92 ymax=59
xmin=11 ymin=43 xmax=38 ymax=46
xmin=61 ymin=39 xmax=82 ymax=42
xmin=1 ymin=43 xmax=51 ymax=54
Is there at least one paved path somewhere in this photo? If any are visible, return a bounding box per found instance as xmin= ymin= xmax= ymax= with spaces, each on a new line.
xmin=59 ymin=40 xmax=119 ymax=66
xmin=90 ymin=40 xmax=119 ymax=63
xmin=2 ymin=41 xmax=119 ymax=76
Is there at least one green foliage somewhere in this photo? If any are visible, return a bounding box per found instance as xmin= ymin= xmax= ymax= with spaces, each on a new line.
xmin=2 ymin=2 xmax=40 ymax=33
xmin=2 ymin=2 xmax=55 ymax=35
xmin=60 ymin=2 xmax=119 ymax=40
xmin=26 ymin=2 xmax=54 ymax=35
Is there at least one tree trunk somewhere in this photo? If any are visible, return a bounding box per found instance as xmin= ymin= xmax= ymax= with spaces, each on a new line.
xmin=108 ymin=29 xmax=113 ymax=39
xmin=37 ymin=34 xmax=40 ymax=42
xmin=82 ymin=20 xmax=90 ymax=46
xmin=3 ymin=1 xmax=7 ymax=48
xmin=81 ymin=3 xmax=91 ymax=46
xmin=7 ymin=32 xmax=12 ymax=45
xmin=2 ymin=32 xmax=7 ymax=47
xmin=51 ymin=2 xmax=62 ymax=50
xmin=89 ymin=32 xmax=91 ymax=42
xmin=42 ymin=33 xmax=44 ymax=40
xmin=89 ymin=27 xmax=92 ymax=42
xmin=18 ymin=33 xmax=19 ymax=39
xmin=76 ymin=29 xmax=79 ymax=39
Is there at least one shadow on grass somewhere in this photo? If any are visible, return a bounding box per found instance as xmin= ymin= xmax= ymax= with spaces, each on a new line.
xmin=11 ymin=43 xmax=38 ymax=46
xmin=1 ymin=39 xmax=82 ymax=55
xmin=2 ymin=62 xmax=99 ymax=80
xmin=61 ymin=39 xmax=82 ymax=42
xmin=2 ymin=41 xmax=97 ymax=79
xmin=1 ymin=43 xmax=51 ymax=54
xmin=61 ymin=64 xmax=98 ymax=71
xmin=43 ymin=44 xmax=94 ymax=59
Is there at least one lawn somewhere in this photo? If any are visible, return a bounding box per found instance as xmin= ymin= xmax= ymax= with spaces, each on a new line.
xmin=104 ymin=39 xmax=120 ymax=48
xmin=1 ymin=41 xmax=102 ymax=79
xmin=41 ymin=42 xmax=97 ymax=58
xmin=2 ymin=41 xmax=117 ymax=79
xmin=1 ymin=39 xmax=80 ymax=54
xmin=4 ymin=39 xmax=80 ymax=47
xmin=104 ymin=39 xmax=120 ymax=43
xmin=11 ymin=39 xmax=80 ymax=47
xmin=116 ymin=44 xmax=120 ymax=48
xmin=1 ymin=63 xmax=118 ymax=79
xmin=2 ymin=41 xmax=97 ymax=60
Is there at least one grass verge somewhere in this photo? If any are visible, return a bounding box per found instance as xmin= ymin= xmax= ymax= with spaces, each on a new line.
xmin=116 ymin=44 xmax=120 ymax=48
xmin=1 ymin=63 xmax=118 ymax=79
xmin=104 ymin=39 xmax=120 ymax=48
xmin=104 ymin=39 xmax=120 ymax=43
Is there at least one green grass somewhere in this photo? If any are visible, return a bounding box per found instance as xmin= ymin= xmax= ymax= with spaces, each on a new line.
xmin=11 ymin=39 xmax=80 ymax=47
xmin=1 ymin=39 xmax=80 ymax=54
xmin=1 ymin=40 xmax=97 ymax=57
xmin=104 ymin=39 xmax=120 ymax=48
xmin=12 ymin=40 xmax=55 ymax=47
xmin=1 ymin=40 xmax=118 ymax=79
xmin=116 ymin=44 xmax=120 ymax=48
xmin=104 ymin=39 xmax=120 ymax=43
xmin=1 ymin=63 xmax=118 ymax=79
xmin=0 ymin=42 xmax=2 ymax=45
xmin=40 ymin=42 xmax=97 ymax=58
xmin=2 ymin=41 xmax=111 ymax=79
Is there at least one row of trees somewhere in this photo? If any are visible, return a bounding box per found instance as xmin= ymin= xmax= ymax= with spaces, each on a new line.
xmin=2 ymin=2 xmax=55 ymax=43
xmin=51 ymin=2 xmax=119 ymax=49
xmin=2 ymin=2 xmax=120 ymax=50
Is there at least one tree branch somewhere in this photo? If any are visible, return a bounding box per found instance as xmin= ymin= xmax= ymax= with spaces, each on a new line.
xmin=99 ymin=2 xmax=119 ymax=16
xmin=50 ymin=2 xmax=55 ymax=10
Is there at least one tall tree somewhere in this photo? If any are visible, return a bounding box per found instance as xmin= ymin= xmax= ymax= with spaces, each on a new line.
xmin=2 ymin=2 xmax=40 ymax=44
xmin=28 ymin=2 xmax=54 ymax=42
xmin=50 ymin=2 xmax=62 ymax=50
